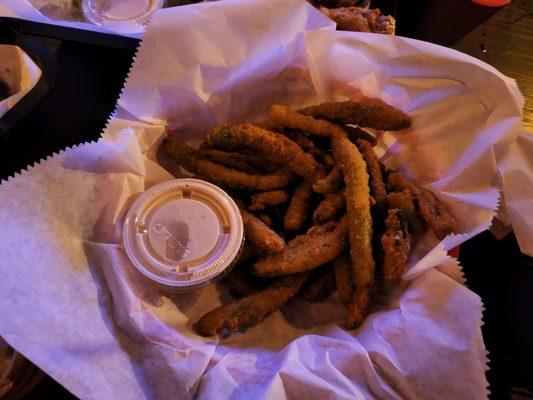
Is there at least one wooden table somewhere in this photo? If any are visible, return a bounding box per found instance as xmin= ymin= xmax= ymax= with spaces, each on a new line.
xmin=453 ymin=0 xmax=533 ymax=131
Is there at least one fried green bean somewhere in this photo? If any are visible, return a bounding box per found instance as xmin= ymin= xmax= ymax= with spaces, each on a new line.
xmin=207 ymin=124 xmax=326 ymax=183
xmin=344 ymin=125 xmax=377 ymax=146
xmin=254 ymin=120 xmax=286 ymax=133
xmin=249 ymin=190 xmax=289 ymax=212
xmin=387 ymin=171 xmax=458 ymax=240
xmin=268 ymin=104 xmax=346 ymax=138
xmin=386 ymin=190 xmax=425 ymax=234
xmin=312 ymin=163 xmax=344 ymax=194
xmin=381 ymin=209 xmax=412 ymax=288
xmin=284 ymin=182 xmax=313 ymax=232
xmin=312 ymin=192 xmax=346 ymax=225
xmin=253 ymin=218 xmax=348 ymax=277
xmin=288 ymin=131 xmax=335 ymax=166
xmin=331 ymin=134 xmax=375 ymax=329
xmin=301 ymin=266 xmax=336 ymax=303
xmin=239 ymin=242 xmax=262 ymax=263
xmin=223 ymin=266 xmax=262 ymax=298
xmin=164 ymin=136 xmax=295 ymax=191
xmin=299 ymin=99 xmax=411 ymax=131
xmin=194 ymin=272 xmax=310 ymax=336
xmin=357 ymin=139 xmax=386 ymax=204
xmin=333 ymin=255 xmax=354 ymax=309
xmin=257 ymin=214 xmax=274 ymax=227
xmin=199 ymin=148 xmax=261 ymax=174
xmin=241 ymin=209 xmax=285 ymax=253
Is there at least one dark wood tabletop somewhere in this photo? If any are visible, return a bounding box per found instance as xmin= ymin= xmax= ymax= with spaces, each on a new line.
xmin=453 ymin=0 xmax=533 ymax=132
xmin=11 ymin=1 xmax=533 ymax=399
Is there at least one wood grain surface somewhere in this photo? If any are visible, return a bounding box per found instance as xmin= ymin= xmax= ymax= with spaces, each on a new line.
xmin=453 ymin=0 xmax=533 ymax=131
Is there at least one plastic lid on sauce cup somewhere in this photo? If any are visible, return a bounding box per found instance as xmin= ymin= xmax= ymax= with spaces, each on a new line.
xmin=82 ymin=0 xmax=165 ymax=26
xmin=122 ymin=179 xmax=244 ymax=291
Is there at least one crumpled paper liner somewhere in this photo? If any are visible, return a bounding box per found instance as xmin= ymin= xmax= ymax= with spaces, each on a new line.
xmin=0 ymin=0 xmax=527 ymax=398
xmin=498 ymin=131 xmax=533 ymax=256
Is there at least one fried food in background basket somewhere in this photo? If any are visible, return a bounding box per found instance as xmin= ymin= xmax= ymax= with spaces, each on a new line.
xmin=205 ymin=1 xmax=396 ymax=34
xmin=320 ymin=6 xmax=395 ymax=34
xmin=307 ymin=0 xmax=395 ymax=34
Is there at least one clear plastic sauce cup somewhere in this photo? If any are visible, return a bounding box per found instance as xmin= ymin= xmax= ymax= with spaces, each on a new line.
xmin=82 ymin=0 xmax=166 ymax=25
xmin=122 ymin=179 xmax=244 ymax=292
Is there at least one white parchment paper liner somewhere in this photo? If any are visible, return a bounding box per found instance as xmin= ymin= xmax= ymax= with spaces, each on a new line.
xmin=0 ymin=0 xmax=528 ymax=398
xmin=498 ymin=131 xmax=533 ymax=256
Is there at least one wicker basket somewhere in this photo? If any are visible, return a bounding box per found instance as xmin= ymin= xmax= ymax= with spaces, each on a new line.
xmin=0 ymin=338 xmax=45 ymax=400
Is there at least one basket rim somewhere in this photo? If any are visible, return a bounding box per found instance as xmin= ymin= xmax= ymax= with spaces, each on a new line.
xmin=0 ymin=347 xmax=17 ymax=389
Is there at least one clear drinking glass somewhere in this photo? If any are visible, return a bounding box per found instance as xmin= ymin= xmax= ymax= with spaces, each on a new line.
xmin=82 ymin=0 xmax=166 ymax=25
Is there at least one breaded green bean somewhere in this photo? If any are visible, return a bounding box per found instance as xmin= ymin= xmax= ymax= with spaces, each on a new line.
xmin=239 ymin=242 xmax=262 ymax=263
xmin=253 ymin=218 xmax=348 ymax=277
xmin=223 ymin=266 xmax=262 ymax=298
xmin=254 ymin=120 xmax=286 ymax=133
xmin=207 ymin=124 xmax=326 ymax=183
xmin=386 ymin=190 xmax=425 ymax=234
xmin=222 ymin=263 xmax=268 ymax=298
xmin=312 ymin=163 xmax=344 ymax=194
xmin=194 ymin=272 xmax=310 ymax=336
xmin=331 ymin=134 xmax=375 ymax=329
xmin=380 ymin=209 xmax=412 ymax=289
xmin=236 ymin=150 xmax=284 ymax=173
xmin=164 ymin=136 xmax=295 ymax=191
xmin=269 ymin=104 xmax=346 ymax=138
xmin=284 ymin=182 xmax=313 ymax=232
xmin=288 ymin=131 xmax=335 ymax=166
xmin=333 ymin=255 xmax=354 ymax=309
xmin=344 ymin=125 xmax=377 ymax=146
xmin=313 ymin=191 xmax=346 ymax=225
xmin=199 ymin=148 xmax=260 ymax=174
xmin=299 ymin=99 xmax=411 ymax=131
xmin=357 ymin=139 xmax=386 ymax=204
xmin=257 ymin=214 xmax=274 ymax=227
xmin=387 ymin=171 xmax=458 ymax=240
xmin=241 ymin=209 xmax=285 ymax=253
xmin=301 ymin=266 xmax=336 ymax=303
xmin=249 ymin=190 xmax=289 ymax=212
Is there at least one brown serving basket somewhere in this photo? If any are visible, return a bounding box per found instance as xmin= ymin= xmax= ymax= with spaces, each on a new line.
xmin=0 ymin=338 xmax=45 ymax=400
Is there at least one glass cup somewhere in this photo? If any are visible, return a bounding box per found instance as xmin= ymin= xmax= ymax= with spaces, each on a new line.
xmin=82 ymin=0 xmax=166 ymax=25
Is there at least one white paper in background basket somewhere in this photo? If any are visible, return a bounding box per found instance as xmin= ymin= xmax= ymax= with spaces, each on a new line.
xmin=0 ymin=0 xmax=144 ymax=37
xmin=0 ymin=0 xmax=527 ymax=398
